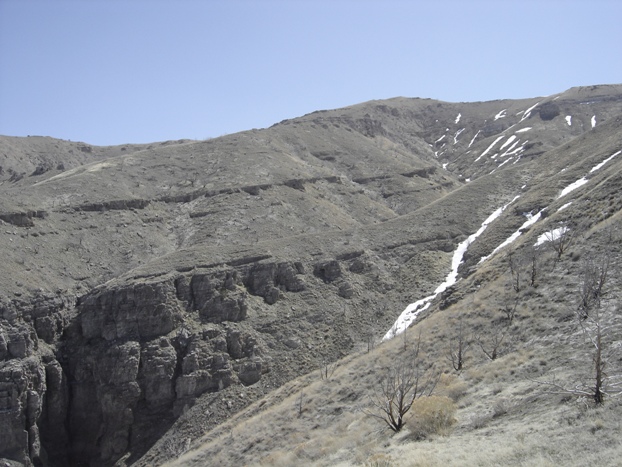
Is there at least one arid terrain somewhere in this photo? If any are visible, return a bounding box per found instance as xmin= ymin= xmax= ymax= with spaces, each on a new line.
xmin=1 ymin=84 xmax=622 ymax=466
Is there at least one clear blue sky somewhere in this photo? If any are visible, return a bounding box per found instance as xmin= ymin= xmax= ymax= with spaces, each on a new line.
xmin=1 ymin=0 xmax=620 ymax=146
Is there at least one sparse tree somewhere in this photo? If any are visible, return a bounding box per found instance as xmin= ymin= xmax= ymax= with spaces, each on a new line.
xmin=546 ymin=223 xmax=573 ymax=259
xmin=536 ymin=304 xmax=622 ymax=405
xmin=476 ymin=324 xmax=508 ymax=361
xmin=578 ymin=255 xmax=609 ymax=318
xmin=365 ymin=323 xmax=377 ymax=353
xmin=500 ymin=297 xmax=519 ymax=324
xmin=318 ymin=358 xmax=337 ymax=380
xmin=534 ymin=254 xmax=620 ymax=405
xmin=296 ymin=391 xmax=305 ymax=417
xmin=526 ymin=247 xmax=541 ymax=287
xmin=364 ymin=339 xmax=439 ymax=432
xmin=507 ymin=251 xmax=523 ymax=293
xmin=447 ymin=318 xmax=471 ymax=371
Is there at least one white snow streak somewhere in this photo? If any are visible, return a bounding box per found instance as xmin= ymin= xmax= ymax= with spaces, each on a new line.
xmin=454 ymin=128 xmax=465 ymax=144
xmin=515 ymin=127 xmax=532 ymax=133
xmin=559 ymin=178 xmax=588 ymax=198
xmin=455 ymin=113 xmax=462 ymax=124
xmin=591 ymin=115 xmax=597 ymax=128
xmin=500 ymin=135 xmax=517 ymax=150
xmin=557 ymin=202 xmax=572 ymax=212
xmin=494 ymin=109 xmax=507 ymax=120
xmin=479 ymin=210 xmax=542 ymax=263
xmin=475 ymin=135 xmax=505 ymax=162
xmin=435 ymin=134 xmax=446 ymax=143
xmin=590 ymin=150 xmax=620 ymax=173
xmin=520 ymin=102 xmax=540 ymax=122
xmin=468 ymin=130 xmax=481 ymax=148
xmin=384 ymin=198 xmax=518 ymax=339
xmin=565 ymin=116 xmax=572 ymax=126
xmin=500 ymin=140 xmax=521 ymax=158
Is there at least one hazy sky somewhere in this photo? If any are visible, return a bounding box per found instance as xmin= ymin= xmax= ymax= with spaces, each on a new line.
xmin=1 ymin=0 xmax=620 ymax=146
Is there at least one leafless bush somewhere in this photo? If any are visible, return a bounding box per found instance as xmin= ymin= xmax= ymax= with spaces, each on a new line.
xmin=296 ymin=391 xmax=305 ymax=417
xmin=476 ymin=324 xmax=508 ymax=361
xmin=534 ymin=255 xmax=620 ymax=405
xmin=447 ymin=318 xmax=471 ymax=371
xmin=578 ymin=255 xmax=609 ymax=318
xmin=546 ymin=223 xmax=574 ymax=259
xmin=364 ymin=340 xmax=439 ymax=432
xmin=318 ymin=358 xmax=337 ymax=380
xmin=508 ymin=247 xmax=542 ymax=292
xmin=507 ymin=251 xmax=523 ymax=293
xmin=500 ymin=297 xmax=519 ymax=324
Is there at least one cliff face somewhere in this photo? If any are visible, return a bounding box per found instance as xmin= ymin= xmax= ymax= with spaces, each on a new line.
xmin=1 ymin=85 xmax=622 ymax=466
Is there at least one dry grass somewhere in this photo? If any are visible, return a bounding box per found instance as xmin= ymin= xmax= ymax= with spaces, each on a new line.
xmin=168 ymin=215 xmax=622 ymax=467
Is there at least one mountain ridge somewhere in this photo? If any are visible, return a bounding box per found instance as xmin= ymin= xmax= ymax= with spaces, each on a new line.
xmin=1 ymin=84 xmax=621 ymax=466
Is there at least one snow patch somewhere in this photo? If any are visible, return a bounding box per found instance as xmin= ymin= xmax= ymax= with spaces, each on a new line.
xmin=534 ymin=227 xmax=568 ymax=247
xmin=475 ymin=135 xmax=505 ymax=162
xmin=454 ymin=128 xmax=465 ymax=144
xmin=468 ymin=130 xmax=481 ymax=148
xmin=515 ymin=127 xmax=532 ymax=133
xmin=500 ymin=135 xmax=517 ymax=150
xmin=591 ymin=115 xmax=596 ymax=128
xmin=384 ymin=197 xmax=518 ymax=339
xmin=590 ymin=150 xmax=620 ymax=173
xmin=479 ymin=209 xmax=542 ymax=263
xmin=494 ymin=109 xmax=507 ymax=120
xmin=435 ymin=134 xmax=446 ymax=143
xmin=455 ymin=113 xmax=462 ymax=124
xmin=520 ymin=102 xmax=540 ymax=122
xmin=500 ymin=139 xmax=521 ymax=158
xmin=565 ymin=116 xmax=572 ymax=126
xmin=559 ymin=177 xmax=588 ymax=198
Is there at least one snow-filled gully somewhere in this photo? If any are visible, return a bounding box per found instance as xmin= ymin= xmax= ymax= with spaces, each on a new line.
xmin=385 ymin=149 xmax=621 ymax=339
xmin=383 ymin=197 xmax=518 ymax=340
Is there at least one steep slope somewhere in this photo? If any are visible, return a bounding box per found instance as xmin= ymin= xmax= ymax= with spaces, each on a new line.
xmin=167 ymin=110 xmax=622 ymax=467
xmin=0 ymin=84 xmax=620 ymax=466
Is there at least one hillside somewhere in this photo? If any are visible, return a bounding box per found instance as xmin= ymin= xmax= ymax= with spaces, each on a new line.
xmin=1 ymin=84 xmax=621 ymax=466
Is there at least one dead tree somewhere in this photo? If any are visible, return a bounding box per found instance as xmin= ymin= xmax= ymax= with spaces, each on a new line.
xmin=476 ymin=324 xmax=508 ymax=361
xmin=500 ymin=297 xmax=519 ymax=324
xmin=578 ymin=255 xmax=609 ymax=318
xmin=507 ymin=251 xmax=523 ymax=293
xmin=447 ymin=318 xmax=471 ymax=371
xmin=526 ymin=247 xmax=541 ymax=287
xmin=318 ymin=358 xmax=337 ymax=380
xmin=364 ymin=340 xmax=438 ymax=432
xmin=546 ymin=223 xmax=573 ymax=259
xmin=534 ymin=255 xmax=620 ymax=405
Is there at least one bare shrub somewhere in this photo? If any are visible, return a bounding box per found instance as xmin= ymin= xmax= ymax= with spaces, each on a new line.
xmin=578 ymin=255 xmax=609 ymax=318
xmin=492 ymin=397 xmax=512 ymax=418
xmin=500 ymin=297 xmax=519 ymax=324
xmin=507 ymin=251 xmax=523 ymax=293
xmin=363 ymin=453 xmax=396 ymax=467
xmin=318 ymin=358 xmax=337 ymax=380
xmin=476 ymin=324 xmax=508 ymax=361
xmin=364 ymin=340 xmax=439 ymax=432
xmin=407 ymin=395 xmax=457 ymax=440
xmin=447 ymin=318 xmax=471 ymax=371
xmin=437 ymin=374 xmax=469 ymax=402
xmin=546 ymin=223 xmax=573 ymax=259
xmin=534 ymin=255 xmax=621 ymax=405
